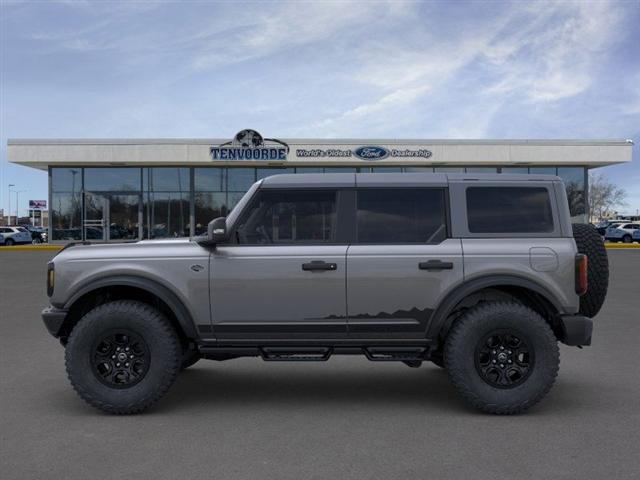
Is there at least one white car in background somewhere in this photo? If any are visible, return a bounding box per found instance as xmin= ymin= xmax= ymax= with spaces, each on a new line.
xmin=0 ymin=226 xmax=32 ymax=246
xmin=604 ymin=223 xmax=640 ymax=243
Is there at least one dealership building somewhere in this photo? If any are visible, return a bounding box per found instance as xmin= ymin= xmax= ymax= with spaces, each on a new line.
xmin=7 ymin=131 xmax=633 ymax=243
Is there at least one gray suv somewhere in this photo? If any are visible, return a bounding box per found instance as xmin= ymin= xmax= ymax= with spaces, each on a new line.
xmin=42 ymin=173 xmax=608 ymax=414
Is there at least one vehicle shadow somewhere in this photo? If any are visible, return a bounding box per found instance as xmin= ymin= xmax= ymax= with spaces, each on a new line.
xmin=156 ymin=361 xmax=472 ymax=414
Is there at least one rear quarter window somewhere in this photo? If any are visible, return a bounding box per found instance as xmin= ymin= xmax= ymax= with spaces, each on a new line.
xmin=466 ymin=187 xmax=554 ymax=234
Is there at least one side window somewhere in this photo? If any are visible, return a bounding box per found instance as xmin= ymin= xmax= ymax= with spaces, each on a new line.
xmin=466 ymin=187 xmax=554 ymax=234
xmin=356 ymin=188 xmax=447 ymax=243
xmin=234 ymin=190 xmax=337 ymax=244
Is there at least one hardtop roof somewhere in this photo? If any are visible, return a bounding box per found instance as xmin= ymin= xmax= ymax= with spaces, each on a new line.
xmin=259 ymin=172 xmax=561 ymax=188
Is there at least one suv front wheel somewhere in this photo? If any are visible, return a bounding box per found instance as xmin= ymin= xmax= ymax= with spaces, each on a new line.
xmin=444 ymin=301 xmax=559 ymax=414
xmin=65 ymin=300 xmax=182 ymax=414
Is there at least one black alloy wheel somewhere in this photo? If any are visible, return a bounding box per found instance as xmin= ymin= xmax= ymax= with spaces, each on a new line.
xmin=91 ymin=330 xmax=150 ymax=388
xmin=475 ymin=330 xmax=533 ymax=388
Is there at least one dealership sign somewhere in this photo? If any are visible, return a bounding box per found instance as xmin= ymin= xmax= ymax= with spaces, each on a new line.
xmin=211 ymin=129 xmax=289 ymax=161
xmin=354 ymin=146 xmax=389 ymax=160
xmin=211 ymin=130 xmax=433 ymax=162
xmin=29 ymin=200 xmax=47 ymax=209
xmin=296 ymin=146 xmax=432 ymax=160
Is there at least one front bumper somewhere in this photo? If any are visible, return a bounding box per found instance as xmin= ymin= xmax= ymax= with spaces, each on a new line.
xmin=42 ymin=306 xmax=68 ymax=338
xmin=559 ymin=315 xmax=593 ymax=346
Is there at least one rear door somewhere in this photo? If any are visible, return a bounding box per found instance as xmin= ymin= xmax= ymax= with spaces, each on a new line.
xmin=346 ymin=184 xmax=463 ymax=338
xmin=210 ymin=188 xmax=349 ymax=339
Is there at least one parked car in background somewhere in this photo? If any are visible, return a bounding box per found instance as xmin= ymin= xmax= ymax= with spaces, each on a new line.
xmin=595 ymin=220 xmax=624 ymax=236
xmin=0 ymin=226 xmax=32 ymax=246
xmin=604 ymin=223 xmax=640 ymax=243
xmin=21 ymin=225 xmax=48 ymax=244
xmin=632 ymin=229 xmax=640 ymax=243
xmin=0 ymin=232 xmax=4 ymax=245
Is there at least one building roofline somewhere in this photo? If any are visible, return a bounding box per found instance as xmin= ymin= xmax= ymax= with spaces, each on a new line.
xmin=7 ymin=138 xmax=634 ymax=146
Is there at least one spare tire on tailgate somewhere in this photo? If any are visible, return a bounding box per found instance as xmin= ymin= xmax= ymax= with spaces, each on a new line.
xmin=572 ymin=223 xmax=609 ymax=317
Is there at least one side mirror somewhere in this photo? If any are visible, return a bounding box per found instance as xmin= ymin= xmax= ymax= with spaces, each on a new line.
xmin=196 ymin=217 xmax=228 ymax=246
xmin=208 ymin=216 xmax=228 ymax=243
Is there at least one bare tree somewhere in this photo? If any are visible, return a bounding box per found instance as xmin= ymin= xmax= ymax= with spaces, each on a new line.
xmin=588 ymin=172 xmax=627 ymax=221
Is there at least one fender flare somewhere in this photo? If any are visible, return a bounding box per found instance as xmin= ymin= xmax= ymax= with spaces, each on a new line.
xmin=426 ymin=274 xmax=565 ymax=339
xmin=63 ymin=275 xmax=198 ymax=339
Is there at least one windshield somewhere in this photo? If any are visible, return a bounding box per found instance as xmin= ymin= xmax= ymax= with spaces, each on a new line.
xmin=226 ymin=181 xmax=262 ymax=228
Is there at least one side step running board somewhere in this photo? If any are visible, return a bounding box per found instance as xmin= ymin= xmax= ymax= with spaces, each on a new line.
xmin=363 ymin=347 xmax=428 ymax=362
xmin=197 ymin=345 xmax=433 ymax=362
xmin=260 ymin=347 xmax=333 ymax=361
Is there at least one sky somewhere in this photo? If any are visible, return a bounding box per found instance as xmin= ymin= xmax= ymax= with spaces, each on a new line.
xmin=1 ymin=0 xmax=639 ymax=217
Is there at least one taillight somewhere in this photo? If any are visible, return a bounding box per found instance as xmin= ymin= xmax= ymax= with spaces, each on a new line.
xmin=575 ymin=254 xmax=588 ymax=296
xmin=47 ymin=262 xmax=55 ymax=297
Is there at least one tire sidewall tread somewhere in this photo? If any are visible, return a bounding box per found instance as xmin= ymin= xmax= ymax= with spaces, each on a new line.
xmin=65 ymin=300 xmax=181 ymax=414
xmin=572 ymin=223 xmax=609 ymax=318
xmin=444 ymin=301 xmax=559 ymax=415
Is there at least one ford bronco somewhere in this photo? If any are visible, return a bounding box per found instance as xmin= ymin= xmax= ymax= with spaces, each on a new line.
xmin=42 ymin=173 xmax=608 ymax=414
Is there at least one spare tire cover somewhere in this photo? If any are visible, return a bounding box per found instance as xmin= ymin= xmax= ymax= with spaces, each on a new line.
xmin=572 ymin=223 xmax=609 ymax=317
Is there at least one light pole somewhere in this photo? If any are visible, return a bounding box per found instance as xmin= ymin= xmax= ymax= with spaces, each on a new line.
xmin=8 ymin=184 xmax=15 ymax=225
xmin=15 ymin=190 xmax=26 ymax=225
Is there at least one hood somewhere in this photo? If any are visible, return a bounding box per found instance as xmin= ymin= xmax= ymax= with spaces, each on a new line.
xmin=53 ymin=238 xmax=205 ymax=262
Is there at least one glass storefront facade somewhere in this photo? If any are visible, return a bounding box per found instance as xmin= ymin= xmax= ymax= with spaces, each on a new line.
xmin=49 ymin=165 xmax=588 ymax=241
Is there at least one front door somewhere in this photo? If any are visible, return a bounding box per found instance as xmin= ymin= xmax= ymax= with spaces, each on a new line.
xmin=210 ymin=188 xmax=348 ymax=339
xmin=84 ymin=193 xmax=142 ymax=242
xmin=346 ymin=187 xmax=464 ymax=338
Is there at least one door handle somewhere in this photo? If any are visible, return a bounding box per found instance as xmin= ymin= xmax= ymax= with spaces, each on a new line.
xmin=302 ymin=261 xmax=337 ymax=272
xmin=419 ymin=260 xmax=454 ymax=271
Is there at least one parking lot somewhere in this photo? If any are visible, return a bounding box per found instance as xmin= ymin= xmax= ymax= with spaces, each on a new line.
xmin=1 ymin=249 xmax=639 ymax=479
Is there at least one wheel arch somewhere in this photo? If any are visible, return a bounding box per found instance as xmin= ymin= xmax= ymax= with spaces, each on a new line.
xmin=427 ymin=275 xmax=565 ymax=342
xmin=60 ymin=275 xmax=198 ymax=343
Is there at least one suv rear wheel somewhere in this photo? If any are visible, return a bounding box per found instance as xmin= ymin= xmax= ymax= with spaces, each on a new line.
xmin=65 ymin=300 xmax=181 ymax=414
xmin=444 ymin=301 xmax=559 ymax=414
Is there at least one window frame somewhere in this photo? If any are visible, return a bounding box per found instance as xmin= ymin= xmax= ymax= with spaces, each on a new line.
xmin=352 ymin=187 xmax=450 ymax=245
xmin=228 ymin=187 xmax=348 ymax=246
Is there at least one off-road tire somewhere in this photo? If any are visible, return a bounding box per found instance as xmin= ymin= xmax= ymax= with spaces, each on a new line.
xmin=65 ymin=300 xmax=181 ymax=414
xmin=444 ymin=301 xmax=559 ymax=414
xmin=181 ymin=348 xmax=200 ymax=370
xmin=572 ymin=223 xmax=609 ymax=317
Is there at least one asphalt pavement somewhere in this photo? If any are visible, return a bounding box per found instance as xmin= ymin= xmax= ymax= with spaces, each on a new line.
xmin=1 ymin=249 xmax=639 ymax=479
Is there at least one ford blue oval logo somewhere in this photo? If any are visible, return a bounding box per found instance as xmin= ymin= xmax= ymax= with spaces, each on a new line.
xmin=354 ymin=146 xmax=389 ymax=160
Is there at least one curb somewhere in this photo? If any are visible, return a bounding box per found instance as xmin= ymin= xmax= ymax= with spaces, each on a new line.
xmin=0 ymin=245 xmax=63 ymax=251
xmin=604 ymin=243 xmax=640 ymax=249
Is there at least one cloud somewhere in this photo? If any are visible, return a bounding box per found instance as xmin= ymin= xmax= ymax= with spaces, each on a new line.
xmin=483 ymin=1 xmax=622 ymax=102
xmin=189 ymin=1 xmax=411 ymax=71
xmin=303 ymin=0 xmax=630 ymax=137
